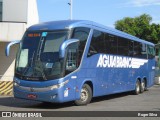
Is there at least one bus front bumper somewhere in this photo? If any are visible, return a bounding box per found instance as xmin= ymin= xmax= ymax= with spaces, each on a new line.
xmin=13 ymin=85 xmax=64 ymax=103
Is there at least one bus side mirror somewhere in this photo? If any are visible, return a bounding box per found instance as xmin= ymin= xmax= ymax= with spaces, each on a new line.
xmin=5 ymin=40 xmax=20 ymax=56
xmin=59 ymin=39 xmax=79 ymax=58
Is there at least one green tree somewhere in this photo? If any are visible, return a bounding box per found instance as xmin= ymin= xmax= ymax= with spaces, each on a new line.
xmin=115 ymin=14 xmax=159 ymax=44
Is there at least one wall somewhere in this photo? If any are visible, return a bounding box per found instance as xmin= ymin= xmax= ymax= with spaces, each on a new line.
xmin=3 ymin=0 xmax=28 ymax=22
xmin=0 ymin=22 xmax=26 ymax=42
xmin=0 ymin=0 xmax=39 ymax=82
xmin=0 ymin=42 xmax=18 ymax=81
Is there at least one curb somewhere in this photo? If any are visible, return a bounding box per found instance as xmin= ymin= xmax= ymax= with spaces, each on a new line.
xmin=0 ymin=81 xmax=13 ymax=96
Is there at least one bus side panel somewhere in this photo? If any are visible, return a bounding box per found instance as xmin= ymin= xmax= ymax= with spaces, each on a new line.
xmin=82 ymin=54 xmax=135 ymax=97
xmin=147 ymin=58 xmax=156 ymax=87
xmin=82 ymin=54 xmax=154 ymax=98
xmin=81 ymin=54 xmax=109 ymax=97
xmin=61 ymin=74 xmax=77 ymax=102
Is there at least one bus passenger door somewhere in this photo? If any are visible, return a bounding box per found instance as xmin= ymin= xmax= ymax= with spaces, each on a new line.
xmin=64 ymin=40 xmax=80 ymax=101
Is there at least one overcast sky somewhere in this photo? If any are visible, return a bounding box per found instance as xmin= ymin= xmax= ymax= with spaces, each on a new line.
xmin=37 ymin=0 xmax=160 ymax=28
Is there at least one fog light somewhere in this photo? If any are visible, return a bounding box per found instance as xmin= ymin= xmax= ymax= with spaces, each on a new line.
xmin=51 ymin=95 xmax=57 ymax=99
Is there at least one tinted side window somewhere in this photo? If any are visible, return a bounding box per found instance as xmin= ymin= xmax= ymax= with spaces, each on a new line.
xmin=88 ymin=30 xmax=105 ymax=56
xmin=72 ymin=27 xmax=90 ymax=62
xmin=65 ymin=42 xmax=79 ymax=75
xmin=117 ymin=37 xmax=129 ymax=56
xmin=134 ymin=42 xmax=147 ymax=59
xmin=128 ymin=41 xmax=134 ymax=57
xmin=141 ymin=43 xmax=147 ymax=59
xmin=148 ymin=45 xmax=155 ymax=59
xmin=88 ymin=29 xmax=149 ymax=59
xmin=105 ymin=34 xmax=117 ymax=55
xmin=134 ymin=42 xmax=141 ymax=58
xmin=72 ymin=27 xmax=90 ymax=41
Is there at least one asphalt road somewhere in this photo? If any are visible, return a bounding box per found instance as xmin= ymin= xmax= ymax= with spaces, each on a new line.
xmin=0 ymin=85 xmax=160 ymax=119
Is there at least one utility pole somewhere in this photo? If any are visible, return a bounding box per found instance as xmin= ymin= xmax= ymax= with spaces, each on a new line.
xmin=68 ymin=0 xmax=73 ymax=20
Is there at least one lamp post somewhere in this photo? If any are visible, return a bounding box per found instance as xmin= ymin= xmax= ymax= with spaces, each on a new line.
xmin=68 ymin=0 xmax=73 ymax=20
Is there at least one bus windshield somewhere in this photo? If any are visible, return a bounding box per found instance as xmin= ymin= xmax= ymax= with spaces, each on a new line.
xmin=15 ymin=31 xmax=69 ymax=80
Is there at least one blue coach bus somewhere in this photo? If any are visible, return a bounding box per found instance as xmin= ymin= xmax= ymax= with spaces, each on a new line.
xmin=6 ymin=20 xmax=155 ymax=105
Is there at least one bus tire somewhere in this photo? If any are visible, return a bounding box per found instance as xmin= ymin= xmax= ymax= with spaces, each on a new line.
xmin=140 ymin=80 xmax=145 ymax=93
xmin=144 ymin=81 xmax=148 ymax=91
xmin=75 ymin=84 xmax=92 ymax=106
xmin=133 ymin=80 xmax=140 ymax=95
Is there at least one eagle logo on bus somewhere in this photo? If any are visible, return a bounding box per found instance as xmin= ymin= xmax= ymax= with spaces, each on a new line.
xmin=97 ymin=54 xmax=148 ymax=69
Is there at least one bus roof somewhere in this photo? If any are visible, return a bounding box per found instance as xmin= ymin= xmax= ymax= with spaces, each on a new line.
xmin=27 ymin=20 xmax=154 ymax=46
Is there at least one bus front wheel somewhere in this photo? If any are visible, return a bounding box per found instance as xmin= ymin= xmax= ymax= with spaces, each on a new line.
xmin=75 ymin=84 xmax=92 ymax=106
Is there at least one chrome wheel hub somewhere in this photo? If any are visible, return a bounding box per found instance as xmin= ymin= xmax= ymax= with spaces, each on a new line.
xmin=80 ymin=88 xmax=88 ymax=102
xmin=136 ymin=83 xmax=140 ymax=93
xmin=142 ymin=82 xmax=145 ymax=90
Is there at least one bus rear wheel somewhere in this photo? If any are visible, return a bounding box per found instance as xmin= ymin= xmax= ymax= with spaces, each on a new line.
xmin=75 ymin=84 xmax=92 ymax=106
xmin=133 ymin=80 xmax=140 ymax=95
xmin=140 ymin=80 xmax=146 ymax=93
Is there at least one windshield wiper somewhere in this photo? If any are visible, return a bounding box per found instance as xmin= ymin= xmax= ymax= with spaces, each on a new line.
xmin=32 ymin=35 xmax=47 ymax=80
xmin=31 ymin=51 xmax=35 ymax=67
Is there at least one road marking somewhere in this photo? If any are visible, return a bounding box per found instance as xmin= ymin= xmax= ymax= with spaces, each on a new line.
xmin=0 ymin=81 xmax=13 ymax=96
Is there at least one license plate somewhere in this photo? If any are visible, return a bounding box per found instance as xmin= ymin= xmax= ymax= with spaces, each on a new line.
xmin=27 ymin=94 xmax=37 ymax=99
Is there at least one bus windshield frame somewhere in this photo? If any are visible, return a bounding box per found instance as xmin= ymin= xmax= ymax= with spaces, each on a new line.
xmin=15 ymin=30 xmax=70 ymax=81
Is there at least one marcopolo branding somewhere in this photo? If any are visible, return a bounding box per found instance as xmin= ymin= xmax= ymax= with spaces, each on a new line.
xmin=97 ymin=54 xmax=148 ymax=69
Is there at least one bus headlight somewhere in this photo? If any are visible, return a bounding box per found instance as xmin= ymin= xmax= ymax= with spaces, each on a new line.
xmin=13 ymin=78 xmax=20 ymax=86
xmin=50 ymin=80 xmax=69 ymax=90
xmin=14 ymin=82 xmax=18 ymax=86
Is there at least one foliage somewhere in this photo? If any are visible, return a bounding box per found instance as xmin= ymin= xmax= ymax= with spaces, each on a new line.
xmin=115 ymin=14 xmax=160 ymax=44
